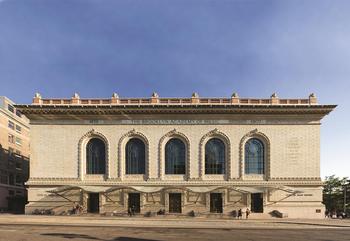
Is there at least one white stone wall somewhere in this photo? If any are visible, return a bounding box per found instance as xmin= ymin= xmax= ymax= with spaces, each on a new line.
xmin=29 ymin=123 xmax=321 ymax=180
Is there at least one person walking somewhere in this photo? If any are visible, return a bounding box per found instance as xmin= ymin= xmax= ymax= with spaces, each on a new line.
xmin=232 ymin=210 xmax=237 ymax=219
xmin=238 ymin=209 xmax=242 ymax=219
xmin=246 ymin=208 xmax=251 ymax=219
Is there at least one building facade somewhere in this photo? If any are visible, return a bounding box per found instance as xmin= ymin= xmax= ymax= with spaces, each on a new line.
xmin=17 ymin=93 xmax=335 ymax=218
xmin=0 ymin=96 xmax=30 ymax=212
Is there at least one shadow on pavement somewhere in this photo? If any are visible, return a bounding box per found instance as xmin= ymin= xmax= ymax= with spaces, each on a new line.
xmin=41 ymin=233 xmax=103 ymax=240
xmin=41 ymin=233 xmax=162 ymax=241
xmin=112 ymin=237 xmax=162 ymax=241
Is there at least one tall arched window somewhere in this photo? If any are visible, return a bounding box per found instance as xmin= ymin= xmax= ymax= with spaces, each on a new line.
xmin=126 ymin=138 xmax=145 ymax=174
xmin=245 ymin=138 xmax=264 ymax=174
xmin=86 ymin=138 xmax=106 ymax=174
xmin=165 ymin=138 xmax=186 ymax=174
xmin=205 ymin=138 xmax=225 ymax=174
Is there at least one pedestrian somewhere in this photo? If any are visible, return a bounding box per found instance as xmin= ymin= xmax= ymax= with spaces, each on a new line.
xmin=72 ymin=202 xmax=77 ymax=215
xmin=325 ymin=209 xmax=329 ymax=218
xmin=131 ymin=205 xmax=135 ymax=216
xmin=238 ymin=209 xmax=242 ymax=219
xmin=128 ymin=206 xmax=132 ymax=216
xmin=232 ymin=210 xmax=237 ymax=219
xmin=246 ymin=208 xmax=250 ymax=219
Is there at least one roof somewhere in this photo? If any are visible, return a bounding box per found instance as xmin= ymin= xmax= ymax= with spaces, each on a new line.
xmin=15 ymin=93 xmax=336 ymax=118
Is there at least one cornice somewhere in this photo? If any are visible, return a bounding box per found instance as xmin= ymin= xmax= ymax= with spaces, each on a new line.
xmin=15 ymin=104 xmax=336 ymax=119
xmin=26 ymin=177 xmax=324 ymax=186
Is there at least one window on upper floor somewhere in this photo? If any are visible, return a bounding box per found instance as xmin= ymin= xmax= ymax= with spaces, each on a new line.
xmin=15 ymin=125 xmax=21 ymax=133
xmin=165 ymin=138 xmax=186 ymax=175
xmin=125 ymin=138 xmax=145 ymax=175
xmin=8 ymin=120 xmax=14 ymax=130
xmin=9 ymin=173 xmax=14 ymax=185
xmin=15 ymin=161 xmax=21 ymax=169
xmin=0 ymin=170 xmax=8 ymax=184
xmin=86 ymin=138 xmax=106 ymax=174
xmin=15 ymin=137 xmax=22 ymax=146
xmin=205 ymin=138 xmax=226 ymax=174
xmin=8 ymin=134 xmax=14 ymax=143
xmin=15 ymin=110 xmax=22 ymax=118
xmin=15 ymin=174 xmax=22 ymax=186
xmin=244 ymin=138 xmax=265 ymax=174
xmin=7 ymin=104 xmax=14 ymax=113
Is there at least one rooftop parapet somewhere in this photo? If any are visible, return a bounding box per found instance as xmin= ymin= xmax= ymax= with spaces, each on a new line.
xmin=30 ymin=92 xmax=318 ymax=106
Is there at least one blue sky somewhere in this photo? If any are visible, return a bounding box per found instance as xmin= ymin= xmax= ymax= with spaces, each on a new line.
xmin=0 ymin=0 xmax=349 ymax=178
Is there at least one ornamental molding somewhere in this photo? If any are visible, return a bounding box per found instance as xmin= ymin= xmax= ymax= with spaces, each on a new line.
xmin=118 ymin=129 xmax=150 ymax=180
xmin=199 ymin=128 xmax=231 ymax=180
xmin=26 ymin=177 xmax=324 ymax=186
xmin=158 ymin=129 xmax=191 ymax=179
xmin=77 ymin=129 xmax=110 ymax=180
xmin=239 ymin=129 xmax=271 ymax=180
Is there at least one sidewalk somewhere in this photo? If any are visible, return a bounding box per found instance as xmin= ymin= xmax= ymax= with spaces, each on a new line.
xmin=0 ymin=214 xmax=349 ymax=229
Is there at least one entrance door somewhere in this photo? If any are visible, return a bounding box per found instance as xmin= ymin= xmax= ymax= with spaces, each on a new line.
xmin=251 ymin=193 xmax=263 ymax=213
xmin=169 ymin=193 xmax=182 ymax=213
xmin=88 ymin=193 xmax=99 ymax=213
xmin=210 ymin=193 xmax=223 ymax=213
xmin=128 ymin=193 xmax=140 ymax=213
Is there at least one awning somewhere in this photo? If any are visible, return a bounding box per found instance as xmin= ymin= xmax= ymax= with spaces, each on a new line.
xmin=48 ymin=185 xmax=111 ymax=194
xmin=47 ymin=185 xmax=78 ymax=193
xmin=232 ymin=187 xmax=266 ymax=193
xmin=186 ymin=186 xmax=223 ymax=193
xmin=105 ymin=186 xmax=165 ymax=193
xmin=47 ymin=185 xmax=304 ymax=195
xmin=231 ymin=186 xmax=304 ymax=194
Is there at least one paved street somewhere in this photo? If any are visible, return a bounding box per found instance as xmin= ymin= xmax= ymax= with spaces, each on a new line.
xmin=0 ymin=224 xmax=350 ymax=241
xmin=0 ymin=215 xmax=350 ymax=241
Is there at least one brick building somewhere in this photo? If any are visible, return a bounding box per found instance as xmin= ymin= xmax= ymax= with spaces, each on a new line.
xmin=0 ymin=96 xmax=30 ymax=213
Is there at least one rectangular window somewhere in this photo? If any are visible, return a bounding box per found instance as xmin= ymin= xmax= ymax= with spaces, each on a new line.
xmin=9 ymin=174 xmax=14 ymax=185
xmin=15 ymin=175 xmax=22 ymax=186
xmin=8 ymin=120 xmax=15 ymax=130
xmin=15 ymin=110 xmax=22 ymax=118
xmin=15 ymin=161 xmax=21 ymax=169
xmin=8 ymin=134 xmax=14 ymax=143
xmin=0 ymin=175 xmax=8 ymax=184
xmin=15 ymin=125 xmax=21 ymax=133
xmin=15 ymin=137 xmax=22 ymax=146
xmin=7 ymin=104 xmax=14 ymax=113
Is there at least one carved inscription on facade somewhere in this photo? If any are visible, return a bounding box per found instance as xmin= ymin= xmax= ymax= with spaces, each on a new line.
xmin=286 ymin=137 xmax=302 ymax=165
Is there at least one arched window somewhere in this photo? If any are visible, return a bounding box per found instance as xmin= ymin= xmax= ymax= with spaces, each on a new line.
xmin=126 ymin=138 xmax=145 ymax=174
xmin=245 ymin=138 xmax=264 ymax=174
xmin=205 ymin=138 xmax=225 ymax=174
xmin=86 ymin=138 xmax=106 ymax=174
xmin=165 ymin=138 xmax=186 ymax=174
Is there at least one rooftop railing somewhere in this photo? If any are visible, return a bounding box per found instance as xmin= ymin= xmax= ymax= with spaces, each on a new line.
xmin=32 ymin=92 xmax=318 ymax=105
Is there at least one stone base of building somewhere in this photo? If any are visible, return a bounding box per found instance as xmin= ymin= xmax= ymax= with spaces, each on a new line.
xmin=25 ymin=185 xmax=325 ymax=219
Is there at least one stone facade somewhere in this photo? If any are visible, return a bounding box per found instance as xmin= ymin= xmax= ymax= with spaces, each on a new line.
xmin=16 ymin=93 xmax=335 ymax=218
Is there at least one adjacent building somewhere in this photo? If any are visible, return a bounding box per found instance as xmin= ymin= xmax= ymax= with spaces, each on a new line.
xmin=0 ymin=96 xmax=30 ymax=213
xmin=16 ymin=93 xmax=335 ymax=218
